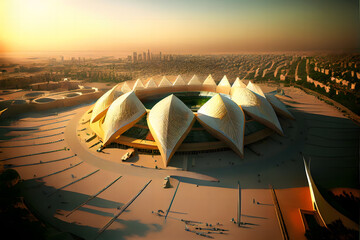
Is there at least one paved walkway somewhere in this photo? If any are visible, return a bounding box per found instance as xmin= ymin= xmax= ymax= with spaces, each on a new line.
xmin=64 ymin=108 xmax=219 ymax=183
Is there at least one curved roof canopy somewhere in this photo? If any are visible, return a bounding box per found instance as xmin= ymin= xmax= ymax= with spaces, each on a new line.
xmin=91 ymin=84 xmax=119 ymax=123
xmin=203 ymin=74 xmax=216 ymax=86
xmin=147 ymin=95 xmax=195 ymax=166
xmin=232 ymin=77 xmax=246 ymax=88
xmin=247 ymin=81 xmax=266 ymax=98
xmin=231 ymin=87 xmax=283 ymax=135
xmin=197 ymin=94 xmax=245 ymax=157
xmin=102 ymin=91 xmax=146 ymax=146
xmin=145 ymin=78 xmax=157 ymax=88
xmin=132 ymin=79 xmax=145 ymax=90
xmin=173 ymin=75 xmax=186 ymax=86
xmin=159 ymin=76 xmax=172 ymax=87
xmin=187 ymin=74 xmax=202 ymax=85
xmin=121 ymin=82 xmax=132 ymax=93
xmin=218 ymin=75 xmax=231 ymax=87
xmin=265 ymin=93 xmax=295 ymax=120
xmin=303 ymin=158 xmax=358 ymax=230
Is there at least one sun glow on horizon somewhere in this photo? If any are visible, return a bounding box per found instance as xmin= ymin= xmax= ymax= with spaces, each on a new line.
xmin=1 ymin=0 xmax=359 ymax=54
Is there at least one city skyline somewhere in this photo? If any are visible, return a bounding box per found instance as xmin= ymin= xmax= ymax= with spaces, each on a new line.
xmin=1 ymin=0 xmax=359 ymax=55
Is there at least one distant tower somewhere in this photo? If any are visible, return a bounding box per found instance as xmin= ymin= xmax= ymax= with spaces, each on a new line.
xmin=159 ymin=52 xmax=162 ymax=61
xmin=60 ymin=56 xmax=64 ymax=63
xmin=138 ymin=53 xmax=142 ymax=61
xmin=147 ymin=49 xmax=150 ymax=61
xmin=143 ymin=52 xmax=146 ymax=61
xmin=133 ymin=52 xmax=137 ymax=62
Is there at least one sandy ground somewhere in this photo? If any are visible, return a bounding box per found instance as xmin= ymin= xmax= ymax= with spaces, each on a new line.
xmin=0 ymin=85 xmax=358 ymax=240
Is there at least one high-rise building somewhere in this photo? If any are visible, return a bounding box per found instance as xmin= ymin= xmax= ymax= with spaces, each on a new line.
xmin=133 ymin=52 xmax=137 ymax=62
xmin=159 ymin=52 xmax=162 ymax=61
xmin=138 ymin=53 xmax=142 ymax=61
xmin=147 ymin=49 xmax=151 ymax=61
xmin=143 ymin=52 xmax=147 ymax=61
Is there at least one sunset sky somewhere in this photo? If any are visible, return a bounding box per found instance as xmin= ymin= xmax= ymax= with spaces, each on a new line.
xmin=0 ymin=0 xmax=359 ymax=55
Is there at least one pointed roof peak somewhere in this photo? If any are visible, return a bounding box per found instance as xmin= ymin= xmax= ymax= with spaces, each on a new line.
xmin=203 ymin=74 xmax=216 ymax=86
xmin=147 ymin=94 xmax=194 ymax=166
xmin=188 ymin=74 xmax=202 ymax=85
xmin=133 ymin=79 xmax=145 ymax=90
xmin=232 ymin=77 xmax=246 ymax=88
xmin=145 ymin=78 xmax=157 ymax=88
xmin=173 ymin=75 xmax=186 ymax=85
xmin=231 ymin=87 xmax=283 ymax=135
xmin=197 ymin=93 xmax=245 ymax=157
xmin=121 ymin=81 xmax=132 ymax=93
xmin=102 ymin=91 xmax=146 ymax=145
xmin=159 ymin=76 xmax=172 ymax=87
xmin=91 ymin=84 xmax=119 ymax=123
xmin=247 ymin=81 xmax=266 ymax=98
xmin=218 ymin=75 xmax=231 ymax=87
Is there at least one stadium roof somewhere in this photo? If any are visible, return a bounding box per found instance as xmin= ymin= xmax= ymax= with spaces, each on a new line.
xmin=147 ymin=94 xmax=195 ymax=166
xmin=145 ymin=78 xmax=158 ymax=88
xmin=218 ymin=75 xmax=231 ymax=87
xmin=173 ymin=75 xmax=186 ymax=86
xmin=188 ymin=74 xmax=202 ymax=85
xmin=102 ymin=91 xmax=146 ymax=145
xmin=203 ymin=74 xmax=216 ymax=86
xmin=265 ymin=93 xmax=295 ymax=120
xmin=231 ymin=87 xmax=283 ymax=135
xmin=121 ymin=82 xmax=132 ymax=93
xmin=91 ymin=84 xmax=119 ymax=123
xmin=132 ymin=79 xmax=145 ymax=90
xmin=232 ymin=77 xmax=246 ymax=88
xmin=197 ymin=94 xmax=245 ymax=157
xmin=159 ymin=76 xmax=172 ymax=87
xmin=247 ymin=81 xmax=266 ymax=98
xmin=88 ymin=76 xmax=294 ymax=165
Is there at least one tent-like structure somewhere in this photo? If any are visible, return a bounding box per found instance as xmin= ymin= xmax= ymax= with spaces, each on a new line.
xmin=132 ymin=79 xmax=145 ymax=91
xmin=303 ymin=158 xmax=359 ymax=230
xmin=187 ymin=74 xmax=202 ymax=91
xmin=187 ymin=74 xmax=202 ymax=85
xmin=87 ymin=76 xmax=294 ymax=165
xmin=202 ymin=74 xmax=217 ymax=92
xmin=217 ymin=75 xmax=231 ymax=94
xmin=159 ymin=76 xmax=172 ymax=87
xmin=231 ymin=87 xmax=283 ymax=135
xmin=247 ymin=81 xmax=266 ymax=98
xmin=91 ymin=84 xmax=119 ymax=123
xmin=265 ymin=93 xmax=295 ymax=120
xmin=203 ymin=74 xmax=216 ymax=86
xmin=173 ymin=75 xmax=186 ymax=86
xmin=147 ymin=95 xmax=195 ymax=166
xmin=197 ymin=94 xmax=245 ymax=157
xmin=121 ymin=82 xmax=132 ymax=93
xmin=232 ymin=77 xmax=246 ymax=88
xmin=102 ymin=91 xmax=146 ymax=146
xmin=145 ymin=78 xmax=157 ymax=88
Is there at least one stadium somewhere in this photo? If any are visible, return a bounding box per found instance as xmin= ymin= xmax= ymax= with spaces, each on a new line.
xmin=81 ymin=75 xmax=294 ymax=167
xmin=1 ymin=74 xmax=358 ymax=240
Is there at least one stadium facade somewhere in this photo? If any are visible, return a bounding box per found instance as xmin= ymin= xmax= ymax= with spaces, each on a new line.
xmin=86 ymin=75 xmax=294 ymax=166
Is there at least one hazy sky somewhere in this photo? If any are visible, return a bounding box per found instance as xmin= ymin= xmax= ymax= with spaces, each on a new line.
xmin=1 ymin=0 xmax=359 ymax=54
